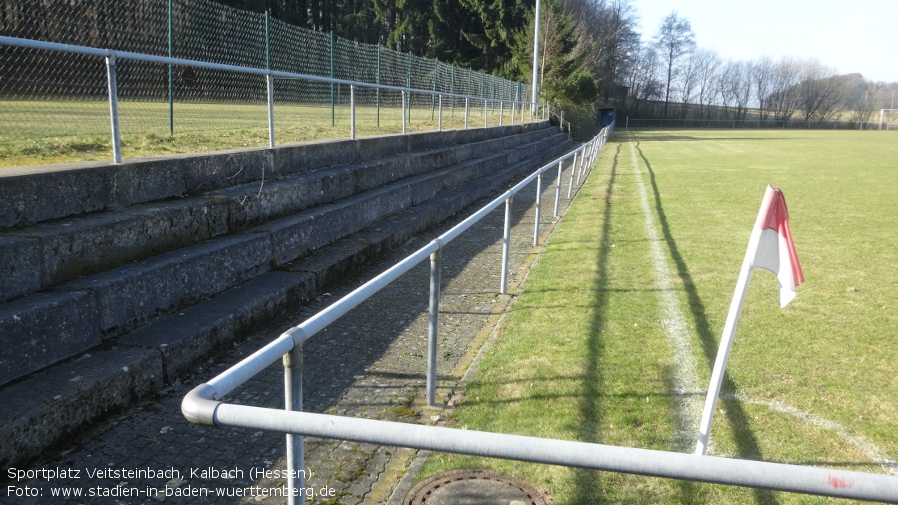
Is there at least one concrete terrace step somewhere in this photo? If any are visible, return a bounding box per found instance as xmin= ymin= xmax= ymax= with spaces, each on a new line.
xmin=0 ymin=124 xmax=573 ymax=469
xmin=0 ymin=129 xmax=566 ymax=387
xmin=0 ymin=124 xmax=555 ymax=302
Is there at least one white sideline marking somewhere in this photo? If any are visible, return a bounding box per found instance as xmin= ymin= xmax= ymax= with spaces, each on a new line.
xmin=628 ymin=138 xmax=703 ymax=450
xmin=723 ymin=393 xmax=898 ymax=476
xmin=626 ymin=133 xmax=897 ymax=474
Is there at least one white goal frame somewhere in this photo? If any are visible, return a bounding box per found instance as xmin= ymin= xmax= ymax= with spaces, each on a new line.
xmin=879 ymin=109 xmax=898 ymax=130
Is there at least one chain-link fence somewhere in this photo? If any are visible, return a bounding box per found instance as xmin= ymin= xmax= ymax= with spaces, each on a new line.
xmin=0 ymin=0 xmax=534 ymax=166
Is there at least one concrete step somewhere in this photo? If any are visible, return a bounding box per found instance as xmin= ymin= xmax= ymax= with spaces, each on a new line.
xmin=0 ymin=125 xmax=557 ymax=303
xmin=0 ymin=131 xmax=567 ymax=386
xmin=0 ymin=135 xmax=574 ymax=470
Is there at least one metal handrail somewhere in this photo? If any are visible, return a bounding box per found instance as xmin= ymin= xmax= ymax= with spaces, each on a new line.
xmin=181 ymin=120 xmax=898 ymax=504
xmin=181 ymin=125 xmax=610 ymax=504
xmin=0 ymin=35 xmax=549 ymax=162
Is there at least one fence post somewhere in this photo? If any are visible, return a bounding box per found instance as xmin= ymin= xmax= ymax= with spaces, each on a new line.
xmin=438 ymin=94 xmax=443 ymax=131
xmin=402 ymin=91 xmax=407 ymax=134
xmin=105 ymin=55 xmax=122 ymax=164
xmin=450 ymin=65 xmax=455 ymax=118
xmin=500 ymin=197 xmax=512 ymax=294
xmin=167 ymin=0 xmax=173 ymax=135
xmin=376 ymin=45 xmax=381 ymax=127
xmin=267 ymin=75 xmax=275 ymax=148
xmin=484 ymin=99 xmax=488 ymax=128
xmin=533 ymin=173 xmax=542 ymax=246
xmin=499 ymin=101 xmax=504 ymax=126
xmin=464 ymin=97 xmax=469 ymax=129
xmin=283 ymin=346 xmax=304 ymax=505
xmin=431 ymin=61 xmax=437 ymax=121
xmin=407 ymin=53 xmax=412 ymax=125
xmin=350 ymin=84 xmax=356 ymax=140
xmin=330 ymin=31 xmax=335 ymax=127
xmin=427 ymin=248 xmax=442 ymax=406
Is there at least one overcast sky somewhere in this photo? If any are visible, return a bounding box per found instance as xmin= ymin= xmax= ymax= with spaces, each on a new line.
xmin=630 ymin=0 xmax=898 ymax=84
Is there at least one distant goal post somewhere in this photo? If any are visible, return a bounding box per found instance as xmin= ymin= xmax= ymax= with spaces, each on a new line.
xmin=879 ymin=109 xmax=898 ymax=130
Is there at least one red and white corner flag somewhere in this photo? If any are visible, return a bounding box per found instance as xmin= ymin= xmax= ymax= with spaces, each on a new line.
xmin=695 ymin=185 xmax=804 ymax=455
xmin=753 ymin=185 xmax=804 ymax=308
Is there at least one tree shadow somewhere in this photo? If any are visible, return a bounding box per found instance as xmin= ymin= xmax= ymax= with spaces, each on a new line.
xmin=633 ymin=134 xmax=779 ymax=504
xmin=570 ymin=144 xmax=619 ymax=503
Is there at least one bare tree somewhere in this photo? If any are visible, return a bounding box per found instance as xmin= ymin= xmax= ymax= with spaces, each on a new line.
xmin=731 ymin=60 xmax=754 ymax=120
xmin=626 ymin=44 xmax=662 ymax=115
xmin=766 ymin=57 xmax=802 ymax=120
xmin=653 ymin=11 xmax=695 ymax=118
xmin=796 ymin=59 xmax=840 ymax=121
xmin=693 ymin=49 xmax=721 ymax=119
xmin=751 ymin=57 xmax=774 ymax=120
xmin=676 ymin=50 xmax=700 ymax=117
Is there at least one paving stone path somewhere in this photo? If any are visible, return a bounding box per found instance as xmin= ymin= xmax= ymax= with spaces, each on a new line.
xmin=5 ymin=160 xmax=586 ymax=505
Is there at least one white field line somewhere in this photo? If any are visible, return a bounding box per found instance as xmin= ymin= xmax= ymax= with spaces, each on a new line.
xmin=723 ymin=393 xmax=898 ymax=476
xmin=625 ymin=132 xmax=897 ymax=474
xmin=628 ymin=137 xmax=704 ymax=451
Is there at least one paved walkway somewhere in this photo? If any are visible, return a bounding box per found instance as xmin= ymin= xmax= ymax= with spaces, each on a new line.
xmin=5 ymin=159 xmax=587 ymax=505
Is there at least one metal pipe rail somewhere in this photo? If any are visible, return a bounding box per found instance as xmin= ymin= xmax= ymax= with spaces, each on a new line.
xmin=181 ymin=122 xmax=898 ymax=504
xmin=0 ymin=35 xmax=548 ymax=162
xmin=181 ymin=125 xmax=608 ymax=503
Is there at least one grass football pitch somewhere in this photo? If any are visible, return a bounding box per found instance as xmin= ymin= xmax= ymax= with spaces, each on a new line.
xmin=420 ymin=129 xmax=898 ymax=504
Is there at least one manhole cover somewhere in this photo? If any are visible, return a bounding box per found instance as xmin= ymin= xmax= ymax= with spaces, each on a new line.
xmin=406 ymin=469 xmax=549 ymax=505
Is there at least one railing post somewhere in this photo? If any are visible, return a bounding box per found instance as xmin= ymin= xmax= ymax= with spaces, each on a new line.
xmin=553 ymin=159 xmax=563 ymax=218
xmin=267 ymin=74 xmax=275 ymax=148
xmin=402 ymin=91 xmax=407 ymax=135
xmin=577 ymin=141 xmax=590 ymax=185
xmin=105 ymin=55 xmax=122 ymax=164
xmin=568 ymin=151 xmax=578 ymax=198
xmin=427 ymin=248 xmax=442 ymax=406
xmin=350 ymin=84 xmax=356 ymax=140
xmin=560 ymin=111 xmax=564 ymax=132
xmin=520 ymin=100 xmax=525 ymax=123
xmin=283 ymin=346 xmax=305 ymax=505
xmin=534 ymin=173 xmax=542 ymax=246
xmin=500 ymin=197 xmax=512 ymax=294
xmin=464 ymin=97 xmax=469 ymax=129
xmin=499 ymin=101 xmax=504 ymax=126
xmin=511 ymin=101 xmax=516 ymax=125
xmin=484 ymin=99 xmax=488 ymax=128
xmin=438 ymin=94 xmax=443 ymax=131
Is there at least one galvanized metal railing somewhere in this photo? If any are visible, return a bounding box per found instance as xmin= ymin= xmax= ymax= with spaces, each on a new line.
xmin=0 ymin=35 xmax=548 ymax=164
xmin=182 ymin=122 xmax=897 ymax=504
xmin=178 ymin=125 xmax=607 ymax=503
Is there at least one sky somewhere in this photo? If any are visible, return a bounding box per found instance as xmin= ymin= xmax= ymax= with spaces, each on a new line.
xmin=629 ymin=0 xmax=898 ymax=84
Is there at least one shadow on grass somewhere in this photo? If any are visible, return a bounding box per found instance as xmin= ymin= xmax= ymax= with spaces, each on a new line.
xmin=633 ymin=134 xmax=779 ymax=505
xmin=570 ymin=144 xmax=618 ymax=503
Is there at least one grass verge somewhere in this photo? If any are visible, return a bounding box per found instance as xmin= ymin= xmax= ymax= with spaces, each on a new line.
xmin=0 ymin=100 xmax=533 ymax=168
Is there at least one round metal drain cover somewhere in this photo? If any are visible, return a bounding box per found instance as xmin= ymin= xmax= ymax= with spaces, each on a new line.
xmin=406 ymin=469 xmax=549 ymax=505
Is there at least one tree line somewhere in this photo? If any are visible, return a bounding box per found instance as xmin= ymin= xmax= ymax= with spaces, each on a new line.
xmin=216 ymin=1 xmax=895 ymax=128
xmin=626 ymin=11 xmax=896 ymax=125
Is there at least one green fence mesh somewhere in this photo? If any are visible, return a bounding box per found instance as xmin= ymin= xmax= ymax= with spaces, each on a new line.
xmin=0 ymin=0 xmax=532 ymax=164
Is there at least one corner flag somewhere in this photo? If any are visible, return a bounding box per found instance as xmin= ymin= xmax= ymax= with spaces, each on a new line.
xmin=753 ymin=186 xmax=804 ymax=308
xmin=694 ymin=185 xmax=804 ymax=455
